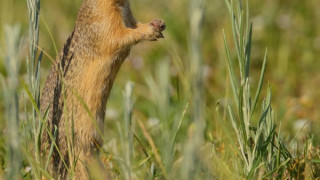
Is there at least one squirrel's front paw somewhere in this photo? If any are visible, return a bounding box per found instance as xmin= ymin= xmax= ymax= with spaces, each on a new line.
xmin=150 ymin=19 xmax=166 ymax=32
xmin=145 ymin=19 xmax=166 ymax=41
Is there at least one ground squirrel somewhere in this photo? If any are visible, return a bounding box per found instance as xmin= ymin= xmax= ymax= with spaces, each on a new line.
xmin=40 ymin=0 xmax=165 ymax=179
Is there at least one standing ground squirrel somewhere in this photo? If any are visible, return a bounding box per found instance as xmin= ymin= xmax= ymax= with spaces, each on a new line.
xmin=40 ymin=0 xmax=165 ymax=179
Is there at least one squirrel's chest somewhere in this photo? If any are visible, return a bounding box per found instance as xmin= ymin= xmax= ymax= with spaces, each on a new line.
xmin=76 ymin=48 xmax=131 ymax=118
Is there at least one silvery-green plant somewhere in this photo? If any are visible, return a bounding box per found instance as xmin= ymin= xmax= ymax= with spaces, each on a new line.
xmin=146 ymin=58 xmax=187 ymax=177
xmin=121 ymin=81 xmax=135 ymax=180
xmin=181 ymin=0 xmax=206 ymax=179
xmin=223 ymin=0 xmax=292 ymax=178
xmin=24 ymin=0 xmax=44 ymax=178
xmin=26 ymin=0 xmax=42 ymax=114
xmin=1 ymin=24 xmax=22 ymax=180
xmin=26 ymin=0 xmax=41 ymax=128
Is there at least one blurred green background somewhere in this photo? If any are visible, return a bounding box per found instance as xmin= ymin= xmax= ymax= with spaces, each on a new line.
xmin=2 ymin=0 xmax=317 ymax=136
xmin=0 ymin=0 xmax=320 ymax=178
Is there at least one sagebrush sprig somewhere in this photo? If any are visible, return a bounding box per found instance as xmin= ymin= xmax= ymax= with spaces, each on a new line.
xmin=223 ymin=0 xmax=292 ymax=178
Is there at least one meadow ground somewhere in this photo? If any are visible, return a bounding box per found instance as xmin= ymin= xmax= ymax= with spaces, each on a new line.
xmin=0 ymin=0 xmax=320 ymax=179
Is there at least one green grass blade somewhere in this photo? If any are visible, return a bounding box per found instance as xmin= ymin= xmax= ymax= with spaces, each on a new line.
xmin=231 ymin=14 xmax=243 ymax=80
xmin=223 ymin=30 xmax=239 ymax=107
xmin=245 ymin=23 xmax=252 ymax=79
xmin=251 ymin=48 xmax=268 ymax=116
xmin=45 ymin=126 xmax=58 ymax=171
xmin=238 ymin=85 xmax=247 ymax=142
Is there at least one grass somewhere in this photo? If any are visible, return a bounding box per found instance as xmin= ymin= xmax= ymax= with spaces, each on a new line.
xmin=0 ymin=0 xmax=320 ymax=179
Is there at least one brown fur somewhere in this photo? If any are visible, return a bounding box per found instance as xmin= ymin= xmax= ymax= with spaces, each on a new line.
xmin=40 ymin=0 xmax=165 ymax=179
